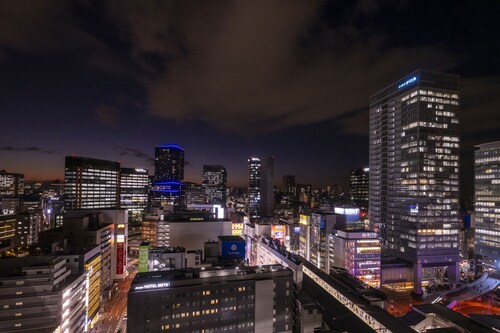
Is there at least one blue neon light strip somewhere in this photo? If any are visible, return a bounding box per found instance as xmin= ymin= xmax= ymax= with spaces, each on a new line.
xmin=155 ymin=190 xmax=180 ymax=193
xmin=154 ymin=181 xmax=184 ymax=186
xmin=157 ymin=144 xmax=184 ymax=150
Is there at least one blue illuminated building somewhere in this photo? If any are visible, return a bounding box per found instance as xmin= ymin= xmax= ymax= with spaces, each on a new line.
xmin=152 ymin=144 xmax=185 ymax=207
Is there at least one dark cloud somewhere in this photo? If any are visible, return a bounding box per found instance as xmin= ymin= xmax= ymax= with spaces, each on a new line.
xmin=104 ymin=1 xmax=453 ymax=133
xmin=0 ymin=145 xmax=53 ymax=154
xmin=1 ymin=1 xmax=497 ymax=138
xmin=115 ymin=146 xmax=154 ymax=165
xmin=94 ymin=105 xmax=120 ymax=127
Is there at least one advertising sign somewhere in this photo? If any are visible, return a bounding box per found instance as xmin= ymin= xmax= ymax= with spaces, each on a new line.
xmin=271 ymin=225 xmax=285 ymax=240
xmin=116 ymin=242 xmax=124 ymax=274
xmin=334 ymin=207 xmax=360 ymax=223
xmin=220 ymin=241 xmax=245 ymax=259
xmin=232 ymin=223 xmax=244 ymax=236
xmin=138 ymin=244 xmax=149 ymax=273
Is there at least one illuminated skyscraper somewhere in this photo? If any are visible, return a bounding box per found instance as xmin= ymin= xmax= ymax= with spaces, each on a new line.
xmin=202 ymin=165 xmax=227 ymax=205
xmin=248 ymin=157 xmax=261 ymax=219
xmin=0 ymin=171 xmax=24 ymax=197
xmin=248 ymin=156 xmax=274 ymax=219
xmin=64 ymin=156 xmax=120 ymax=210
xmin=369 ymin=70 xmax=460 ymax=294
xmin=154 ymin=144 xmax=184 ymax=183
xmin=120 ymin=167 xmax=149 ymax=221
xmin=153 ymin=144 xmax=185 ymax=207
xmin=474 ymin=141 xmax=500 ymax=272
xmin=349 ymin=168 xmax=369 ymax=207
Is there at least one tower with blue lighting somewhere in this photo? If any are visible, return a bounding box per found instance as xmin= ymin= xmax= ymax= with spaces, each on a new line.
xmin=155 ymin=144 xmax=184 ymax=183
xmin=153 ymin=144 xmax=185 ymax=207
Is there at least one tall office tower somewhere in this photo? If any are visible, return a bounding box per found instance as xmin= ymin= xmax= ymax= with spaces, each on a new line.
xmin=282 ymin=175 xmax=295 ymax=194
xmin=0 ymin=171 xmax=24 ymax=197
xmin=64 ymin=156 xmax=120 ymax=210
xmin=248 ymin=157 xmax=262 ymax=219
xmin=350 ymin=168 xmax=369 ymax=207
xmin=202 ymin=165 xmax=227 ymax=205
xmin=369 ymin=70 xmax=460 ymax=294
xmin=154 ymin=144 xmax=184 ymax=183
xmin=153 ymin=144 xmax=184 ymax=207
xmin=128 ymin=265 xmax=294 ymax=333
xmin=261 ymin=156 xmax=275 ymax=217
xmin=474 ymin=141 xmax=500 ymax=272
xmin=120 ymin=167 xmax=149 ymax=221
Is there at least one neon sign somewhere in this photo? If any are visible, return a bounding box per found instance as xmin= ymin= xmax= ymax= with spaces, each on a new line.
xmin=134 ymin=282 xmax=170 ymax=290
xmin=398 ymin=76 xmax=417 ymax=89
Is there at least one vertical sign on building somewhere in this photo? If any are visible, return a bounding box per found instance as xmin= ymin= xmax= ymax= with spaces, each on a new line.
xmin=138 ymin=243 xmax=150 ymax=273
xmin=116 ymin=237 xmax=124 ymax=275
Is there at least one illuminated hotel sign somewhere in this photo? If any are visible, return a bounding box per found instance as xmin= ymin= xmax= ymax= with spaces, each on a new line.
xmin=398 ymin=76 xmax=417 ymax=89
xmin=134 ymin=282 xmax=170 ymax=291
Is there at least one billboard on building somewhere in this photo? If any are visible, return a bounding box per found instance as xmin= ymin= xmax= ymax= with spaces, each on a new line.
xmin=138 ymin=243 xmax=150 ymax=273
xmin=334 ymin=207 xmax=360 ymax=223
xmin=116 ymin=242 xmax=124 ymax=274
xmin=232 ymin=223 xmax=244 ymax=236
xmin=220 ymin=239 xmax=246 ymax=259
xmin=271 ymin=225 xmax=286 ymax=241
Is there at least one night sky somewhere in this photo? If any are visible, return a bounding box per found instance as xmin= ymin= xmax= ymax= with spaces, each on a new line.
xmin=1 ymin=1 xmax=499 ymax=194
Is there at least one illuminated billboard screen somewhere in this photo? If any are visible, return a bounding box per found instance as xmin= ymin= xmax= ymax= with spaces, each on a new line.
xmin=220 ymin=240 xmax=246 ymax=259
xmin=232 ymin=223 xmax=244 ymax=236
xmin=334 ymin=207 xmax=360 ymax=223
xmin=271 ymin=225 xmax=285 ymax=240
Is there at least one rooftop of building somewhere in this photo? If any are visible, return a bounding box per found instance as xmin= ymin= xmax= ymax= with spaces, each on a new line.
xmin=64 ymin=155 xmax=120 ymax=169
xmin=218 ymin=235 xmax=245 ymax=242
xmin=156 ymin=144 xmax=184 ymax=150
xmin=409 ymin=304 xmax=494 ymax=333
xmin=369 ymin=69 xmax=459 ymax=102
xmin=130 ymin=264 xmax=292 ymax=292
xmin=150 ymin=246 xmax=186 ymax=254
xmin=475 ymin=140 xmax=500 ymax=149
xmin=469 ymin=314 xmax=500 ymax=331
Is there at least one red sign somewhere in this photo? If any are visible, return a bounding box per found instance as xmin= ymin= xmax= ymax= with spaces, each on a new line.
xmin=116 ymin=242 xmax=124 ymax=274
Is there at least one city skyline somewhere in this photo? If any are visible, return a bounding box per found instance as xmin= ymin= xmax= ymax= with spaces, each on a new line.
xmin=1 ymin=1 xmax=500 ymax=193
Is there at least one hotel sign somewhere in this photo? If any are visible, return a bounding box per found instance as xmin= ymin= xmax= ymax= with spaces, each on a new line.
xmin=398 ymin=76 xmax=417 ymax=89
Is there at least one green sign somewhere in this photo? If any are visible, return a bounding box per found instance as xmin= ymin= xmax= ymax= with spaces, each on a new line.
xmin=138 ymin=244 xmax=150 ymax=273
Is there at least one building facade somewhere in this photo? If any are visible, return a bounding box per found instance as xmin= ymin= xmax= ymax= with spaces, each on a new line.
xmin=128 ymin=265 xmax=294 ymax=333
xmin=369 ymin=70 xmax=460 ymax=294
xmin=349 ymin=168 xmax=369 ymax=207
xmin=248 ymin=156 xmax=274 ymax=220
xmin=248 ymin=157 xmax=262 ymax=219
xmin=0 ymin=257 xmax=87 ymax=333
xmin=155 ymin=144 xmax=184 ymax=183
xmin=0 ymin=171 xmax=24 ymax=197
xmin=120 ymin=167 xmax=149 ymax=221
xmin=64 ymin=156 xmax=120 ymax=210
xmin=474 ymin=141 xmax=500 ymax=272
xmin=202 ymin=165 xmax=227 ymax=205
xmin=327 ymin=230 xmax=381 ymax=288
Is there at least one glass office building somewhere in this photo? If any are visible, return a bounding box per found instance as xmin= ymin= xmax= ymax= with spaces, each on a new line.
xmin=369 ymin=70 xmax=460 ymax=294
xmin=64 ymin=156 xmax=120 ymax=210
xmin=474 ymin=141 xmax=500 ymax=272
